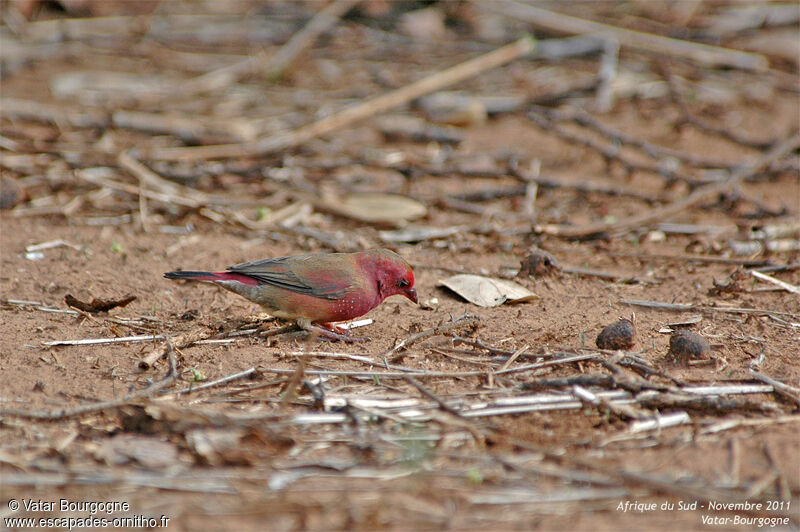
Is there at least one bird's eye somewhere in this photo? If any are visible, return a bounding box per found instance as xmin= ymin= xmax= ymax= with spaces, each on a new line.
xmin=398 ymin=278 xmax=409 ymax=288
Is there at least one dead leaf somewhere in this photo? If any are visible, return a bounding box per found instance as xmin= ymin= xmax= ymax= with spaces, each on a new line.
xmin=708 ymin=269 xmax=748 ymax=297
xmin=418 ymin=92 xmax=488 ymax=126
xmin=186 ymin=428 xmax=251 ymax=466
xmin=319 ymin=192 xmax=427 ymax=225
xmin=659 ymin=316 xmax=703 ymax=333
xmin=438 ymin=274 xmax=538 ymax=307
xmin=65 ymin=293 xmax=136 ymax=313
xmin=399 ymin=7 xmax=447 ymax=41
xmin=96 ymin=434 xmax=179 ymax=469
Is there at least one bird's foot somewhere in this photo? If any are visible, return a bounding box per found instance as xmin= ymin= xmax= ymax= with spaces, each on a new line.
xmin=298 ymin=320 xmax=370 ymax=342
xmin=323 ymin=323 xmax=351 ymax=335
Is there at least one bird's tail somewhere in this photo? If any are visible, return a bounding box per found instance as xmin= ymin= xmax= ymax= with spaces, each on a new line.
xmin=164 ymin=271 xmax=222 ymax=281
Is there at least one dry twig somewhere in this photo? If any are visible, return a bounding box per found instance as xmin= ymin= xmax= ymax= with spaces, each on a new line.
xmin=181 ymin=0 xmax=359 ymax=95
xmin=486 ymin=0 xmax=768 ymax=70
xmin=534 ymin=134 xmax=800 ymax=238
xmin=528 ymin=109 xmax=708 ymax=188
xmin=139 ymin=328 xmax=211 ymax=369
xmin=621 ymin=299 xmax=797 ymax=320
xmin=749 ymin=270 xmax=800 ymax=295
xmin=384 ymin=315 xmax=481 ymax=362
xmin=749 ymin=370 xmax=800 ymax=408
xmin=148 ymin=36 xmax=536 ymax=160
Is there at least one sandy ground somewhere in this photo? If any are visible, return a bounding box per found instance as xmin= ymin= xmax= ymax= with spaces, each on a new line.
xmin=1 ymin=1 xmax=799 ymax=530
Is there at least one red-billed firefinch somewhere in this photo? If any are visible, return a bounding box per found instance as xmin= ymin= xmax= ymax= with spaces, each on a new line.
xmin=165 ymin=248 xmax=417 ymax=341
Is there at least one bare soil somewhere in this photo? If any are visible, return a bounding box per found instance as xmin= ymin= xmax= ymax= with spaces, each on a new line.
xmin=1 ymin=2 xmax=799 ymax=531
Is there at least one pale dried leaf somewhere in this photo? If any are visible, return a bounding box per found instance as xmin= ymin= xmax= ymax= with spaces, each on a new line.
xmin=399 ymin=7 xmax=447 ymax=41
xmin=96 ymin=434 xmax=179 ymax=469
xmin=438 ymin=274 xmax=538 ymax=307
xmin=186 ymin=428 xmax=248 ymax=466
xmin=321 ymin=193 xmax=427 ymax=224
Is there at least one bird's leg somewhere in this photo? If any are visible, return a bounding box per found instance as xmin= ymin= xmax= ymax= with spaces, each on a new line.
xmin=297 ymin=318 xmax=370 ymax=342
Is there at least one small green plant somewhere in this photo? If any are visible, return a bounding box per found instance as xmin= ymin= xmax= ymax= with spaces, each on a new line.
xmin=110 ymin=242 xmax=127 ymax=264
xmin=256 ymin=206 xmax=270 ymax=221
xmin=466 ymin=468 xmax=483 ymax=485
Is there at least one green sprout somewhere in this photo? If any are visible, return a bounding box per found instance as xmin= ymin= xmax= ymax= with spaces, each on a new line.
xmin=466 ymin=468 xmax=484 ymax=485
xmin=256 ymin=206 xmax=271 ymax=221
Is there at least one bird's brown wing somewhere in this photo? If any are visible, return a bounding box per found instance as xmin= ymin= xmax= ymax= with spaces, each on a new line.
xmin=227 ymin=255 xmax=352 ymax=300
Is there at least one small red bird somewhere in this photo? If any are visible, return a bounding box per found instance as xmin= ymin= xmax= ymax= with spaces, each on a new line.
xmin=165 ymin=248 xmax=417 ymax=341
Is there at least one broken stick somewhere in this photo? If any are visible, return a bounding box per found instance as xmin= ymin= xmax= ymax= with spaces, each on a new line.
xmin=535 ymin=134 xmax=800 ymax=238
xmin=148 ymin=36 xmax=536 ymax=161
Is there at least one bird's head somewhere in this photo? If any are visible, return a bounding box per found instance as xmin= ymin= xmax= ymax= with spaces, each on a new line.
xmin=363 ymin=249 xmax=418 ymax=304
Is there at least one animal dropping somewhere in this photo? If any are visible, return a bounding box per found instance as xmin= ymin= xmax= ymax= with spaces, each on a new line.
xmin=596 ymin=317 xmax=636 ymax=350
xmin=668 ymin=329 xmax=710 ymax=361
xmin=518 ymin=248 xmax=560 ymax=277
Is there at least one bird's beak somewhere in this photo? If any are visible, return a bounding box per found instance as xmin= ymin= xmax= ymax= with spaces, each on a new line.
xmin=405 ymin=287 xmax=418 ymax=304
